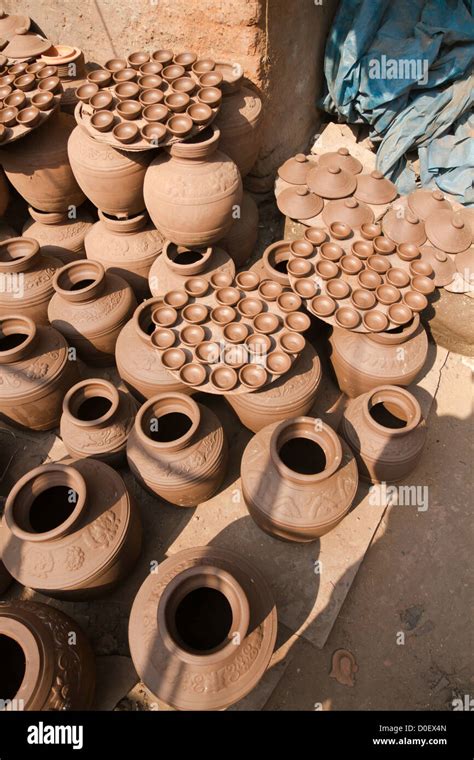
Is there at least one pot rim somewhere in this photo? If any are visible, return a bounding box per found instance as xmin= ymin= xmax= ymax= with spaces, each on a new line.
xmin=0 ymin=615 xmax=46 ymax=709
xmin=0 ymin=314 xmax=37 ymax=364
xmin=270 ymin=416 xmax=342 ymax=484
xmin=0 ymin=237 xmax=40 ymax=273
xmin=363 ymin=385 xmax=422 ymax=436
xmin=62 ymin=377 xmax=120 ymax=428
xmin=52 ymin=259 xmax=106 ymax=302
xmin=134 ymin=392 xmax=200 ymax=452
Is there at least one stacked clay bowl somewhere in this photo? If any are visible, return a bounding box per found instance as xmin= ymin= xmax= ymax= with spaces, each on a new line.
xmin=0 ymin=61 xmax=62 ymax=144
xmin=151 ymin=269 xmax=310 ymax=394
xmin=75 ymin=49 xmax=225 ymax=150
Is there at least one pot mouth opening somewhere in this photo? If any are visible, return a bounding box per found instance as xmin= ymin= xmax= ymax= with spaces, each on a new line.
xmin=369 ymin=402 xmax=407 ymax=429
xmin=268 ymin=250 xmax=290 ymax=275
xmin=65 ymin=380 xmax=119 ymax=425
xmin=0 ymin=238 xmax=37 ymax=264
xmin=138 ymin=394 xmax=199 ymax=448
xmin=278 ymin=437 xmax=327 ymax=475
xmin=0 ymin=330 xmax=28 ymax=352
xmin=0 ymin=633 xmax=26 ymax=701
xmin=54 ymin=261 xmax=104 ymax=296
xmin=167 ymin=586 xmax=233 ymax=654
xmin=142 ymin=409 xmax=192 ymax=443
xmin=366 ymin=387 xmax=421 ymax=434
xmin=271 ymin=418 xmax=342 ymax=482
xmin=0 ymin=316 xmax=35 ymax=359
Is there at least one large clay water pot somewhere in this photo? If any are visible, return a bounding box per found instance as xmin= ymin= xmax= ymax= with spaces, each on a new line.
xmin=22 ymin=206 xmax=94 ymax=265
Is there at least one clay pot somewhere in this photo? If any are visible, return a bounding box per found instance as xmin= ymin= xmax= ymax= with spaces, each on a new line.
xmin=278 ymin=153 xmax=312 ymax=184
xmin=260 ymin=240 xmax=292 ymax=286
xmin=425 ymin=209 xmax=472 ymax=254
xmin=116 ymin=298 xmax=190 ymax=401
xmin=0 ymin=600 xmax=95 ymax=709
xmin=306 ymin=164 xmax=356 ymax=199
xmin=241 ymin=418 xmax=358 ymax=541
xmin=61 ymin=379 xmax=138 ymax=465
xmin=0 ymin=112 xmax=85 ymax=213
xmin=354 ymin=170 xmax=397 ymax=204
xmin=127 ymin=392 xmax=227 ymax=506
xmin=318 ymin=147 xmax=362 ymax=175
xmin=276 ymin=186 xmax=323 ymax=220
xmin=148 ymin=241 xmax=235 ymax=296
xmin=22 ymin=206 xmax=94 ymax=265
xmin=322 ymin=197 xmax=374 ymax=228
xmin=226 ymin=343 xmax=321 ymax=431
xmin=143 ymin=126 xmax=243 ymax=246
xmin=2 ymin=458 xmax=141 ymax=598
xmin=48 ymin=260 xmax=137 ymax=366
xmin=129 ymin=545 xmax=276 ymax=710
xmin=340 ymin=385 xmax=427 ymax=482
xmin=382 ymin=208 xmax=426 ymax=246
xmin=0 ymin=237 xmax=62 ymax=325
xmin=85 ymin=211 xmax=163 ymax=299
xmin=68 ymin=125 xmax=152 ymax=216
xmin=407 ymin=188 xmax=452 ymax=220
xmin=0 ymin=315 xmax=79 ymax=431
xmin=219 ymin=191 xmax=258 ymax=266
xmin=329 ymin=314 xmax=428 ymax=397
xmin=214 ymin=62 xmax=263 ymax=177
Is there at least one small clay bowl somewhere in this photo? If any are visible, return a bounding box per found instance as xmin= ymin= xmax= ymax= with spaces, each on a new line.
xmin=375 ymin=284 xmax=400 ymax=305
xmin=112 ymin=122 xmax=139 ymax=144
xmin=167 ymin=114 xmax=193 ymax=137
xmin=386 ymin=267 xmax=410 ymax=288
xmin=410 ymin=275 xmax=435 ymax=295
xmin=403 ymin=290 xmax=428 ymax=312
xmin=209 ymin=272 xmax=233 ymax=288
xmin=373 ymin=236 xmax=396 ymax=255
xmin=128 ymin=51 xmax=150 ymax=70
xmin=320 ymin=242 xmax=344 ymax=261
xmin=340 ymin=255 xmax=363 ymax=275
xmin=350 ymin=287 xmax=376 ymax=311
xmin=139 ymin=88 xmax=164 ymax=106
xmin=151 ymin=327 xmax=176 ymax=349
xmin=9 ymin=63 xmax=28 ymax=76
xmin=105 ymin=58 xmax=127 ymax=73
xmin=284 ymin=311 xmax=311 ymax=333
xmin=253 ymin=312 xmax=280 ymax=335
xmin=266 ymin=350 xmax=292 ymax=376
xmin=210 ymin=305 xmax=236 ymax=325
xmin=162 ymin=348 xmax=186 ymax=370
xmin=152 ymin=305 xmax=178 ymax=327
xmin=174 ymin=51 xmax=197 ymax=70
xmin=277 ymin=292 xmax=302 ymax=313
xmin=139 ymin=62 xmax=163 ymax=76
xmin=182 ymin=303 xmax=209 ymax=324
xmin=16 ymin=106 xmax=41 ymax=128
xmin=142 ymin=103 xmax=169 ymax=123
xmin=409 ymin=260 xmax=433 ymax=278
xmin=304 ymin=228 xmax=327 ymax=246
xmin=314 ymin=260 xmax=339 ymax=280
xmin=90 ymin=91 xmax=114 ymax=111
xmin=326 ymin=279 xmax=351 ymax=300
xmin=173 ymin=77 xmax=197 ymax=95
xmin=278 ymin=330 xmax=305 ymax=354
xmin=235 ymin=271 xmax=259 ymax=291
xmin=363 ymin=310 xmax=389 ymax=332
xmin=0 ymin=107 xmax=18 ymax=127
xmin=180 ymin=324 xmax=205 ymax=347
xmin=360 ymin=222 xmax=382 ymax=240
xmin=183 ymin=277 xmax=208 ymax=297
xmin=114 ymin=81 xmax=140 ymax=101
xmin=195 ymin=341 xmax=221 ymax=364
xmin=388 ymin=303 xmax=413 ymax=326
xmin=290 ymin=239 xmax=314 ymax=258
xmin=352 ymin=240 xmax=373 ymax=259
xmin=179 ymin=363 xmax=207 ymax=387
xmin=38 ymin=76 xmax=61 ymax=94
xmin=237 ymin=297 xmax=264 ymax=318
xmin=334 ymin=306 xmax=361 ymax=330
xmin=76 ymin=82 xmax=100 ymax=103
xmin=138 ymin=74 xmax=163 ymax=91
xmin=293 ymin=278 xmax=317 ymax=299
xmin=258 ymin=280 xmax=283 ymax=301
xmin=162 ymin=64 xmax=186 ymax=83
xmin=210 ymin=365 xmax=238 ymax=391
xmin=192 ymin=59 xmax=215 ymax=75
xmin=223 ymin=322 xmax=249 ymax=344
xmin=13 ymin=74 xmax=35 ymax=92
xmin=117 ymin=100 xmax=142 ymax=120
xmin=141 ymin=123 xmax=167 ymax=144
xmin=187 ymin=102 xmax=212 ymax=125
xmin=287 ymin=258 xmax=313 ymax=278
xmin=164 ymin=289 xmax=189 ymax=309
xmin=239 ymin=364 xmax=268 ymax=390
xmin=397 ymin=243 xmax=420 ymax=261
xmin=198 ymin=71 xmax=223 ymax=88
xmin=152 ymin=50 xmax=174 ymax=65
xmin=37 ymin=66 xmax=58 ymax=80
xmin=113 ymin=68 xmax=137 ymax=83
xmin=357 ymin=269 xmax=382 ymax=290
xmin=367 ymin=255 xmax=390 ymax=274
xmin=0 ymin=75 xmax=15 ymax=87
xmin=224 ymin=344 xmax=249 ymax=369
xmin=0 ymin=84 xmax=12 ymax=100
xmin=215 ymin=286 xmax=241 ymax=306
xmin=329 ymin=221 xmax=352 ymax=240
xmin=164 ymin=92 xmax=190 ymax=113
xmin=197 ymin=86 xmax=222 ymax=107
xmin=26 ymin=62 xmax=47 ymax=76
xmin=4 ymin=90 xmax=26 ymax=109
xmin=246 ymin=333 xmax=271 ymax=357
xmin=87 ymin=69 xmax=112 ymax=88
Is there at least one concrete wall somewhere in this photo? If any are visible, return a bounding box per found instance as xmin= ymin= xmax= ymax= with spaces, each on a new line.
xmin=6 ymin=0 xmax=338 ymax=189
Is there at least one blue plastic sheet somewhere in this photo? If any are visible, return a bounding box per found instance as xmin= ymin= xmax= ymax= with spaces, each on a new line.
xmin=321 ymin=0 xmax=474 ymax=202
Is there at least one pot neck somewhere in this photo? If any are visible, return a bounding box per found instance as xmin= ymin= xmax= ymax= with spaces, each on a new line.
xmin=270 ymin=417 xmax=342 ymax=486
xmin=368 ymin=313 xmax=420 ymax=345
xmin=0 ymin=315 xmax=38 ymax=364
xmin=164 ymin=241 xmax=213 ymax=275
xmin=167 ymin=125 xmax=220 ymax=161
xmin=62 ymin=378 xmax=120 ymax=429
xmin=133 ymin=297 xmax=165 ymax=345
xmin=53 ymin=260 xmax=106 ymax=302
xmin=135 ymin=392 xmax=200 ymax=453
xmin=0 ymin=237 xmax=40 ymax=274
xmin=99 ymin=209 xmax=148 ymax=234
xmin=0 ymin=615 xmax=52 ymax=710
xmin=29 ymin=207 xmax=68 ymax=225
xmin=362 ymin=385 xmax=422 ymax=437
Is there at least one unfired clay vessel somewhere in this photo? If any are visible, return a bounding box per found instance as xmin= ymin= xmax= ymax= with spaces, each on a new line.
xmin=22 ymin=206 xmax=94 ymax=265
xmin=1 ymin=459 xmax=142 ymax=598
xmin=241 ymin=418 xmax=358 ymax=541
xmin=61 ymin=378 xmax=138 ymax=465
xmin=329 ymin=314 xmax=428 ymax=397
xmin=144 ymin=126 xmax=243 ymax=246
xmin=0 ymin=315 xmax=79 ymax=431
xmin=127 ymin=392 xmax=227 ymax=506
xmin=219 ymin=191 xmax=258 ymax=267
xmin=48 ymin=260 xmax=137 ymax=366
xmin=0 ymin=600 xmax=95 ymax=710
xmin=128 ymin=546 xmax=277 ymax=710
xmin=340 ymin=385 xmax=427 ymax=482
xmin=148 ymin=241 xmax=235 ymax=296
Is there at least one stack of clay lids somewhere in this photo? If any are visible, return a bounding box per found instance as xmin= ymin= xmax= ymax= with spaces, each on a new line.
xmin=317 ymin=147 xmax=362 ymax=174
xmin=277 ymin=185 xmax=323 ymax=220
xmin=0 ymin=11 xmax=31 ymax=41
xmin=382 ymin=208 xmax=426 ymax=246
xmin=278 ymin=153 xmax=313 ymax=185
xmin=420 ymin=246 xmax=456 ymax=287
xmin=307 ymin=164 xmax=357 ymax=199
xmin=425 ymin=209 xmax=472 ymax=253
xmin=322 ymin=197 xmax=374 ymax=228
xmin=3 ymin=32 xmax=51 ymax=59
xmin=407 ymin=188 xmax=452 ymax=220
xmin=355 ymin=170 xmax=398 ymax=204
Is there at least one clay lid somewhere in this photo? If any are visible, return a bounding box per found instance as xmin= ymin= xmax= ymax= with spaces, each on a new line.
xmin=382 ymin=208 xmax=426 ymax=245
xmin=3 ymin=32 xmax=52 ymax=59
xmin=407 ymin=188 xmax=452 ymax=220
xmin=425 ymin=209 xmax=472 ymax=254
xmin=420 ymin=246 xmax=456 ymax=287
xmin=455 ymin=248 xmax=474 ymax=284
xmin=306 ymin=164 xmax=356 ymax=199
xmin=0 ymin=12 xmax=30 ymax=40
xmin=276 ymin=185 xmax=323 ymax=220
xmin=317 ymin=147 xmax=362 ymax=175
xmin=322 ymin=197 xmax=374 ymax=228
xmin=354 ymin=171 xmax=398 ymax=204
xmin=278 ymin=153 xmax=312 ymax=185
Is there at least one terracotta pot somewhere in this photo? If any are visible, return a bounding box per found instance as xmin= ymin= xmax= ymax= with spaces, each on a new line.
xmin=149 ymin=242 xmax=235 ymax=296
xmin=329 ymin=313 xmax=428 ymax=397
xmin=68 ymin=125 xmax=151 ymax=216
xmin=241 ymin=418 xmax=358 ymax=541
xmin=0 ymin=315 xmax=79 ymax=430
xmin=22 ymin=206 xmax=94 ymax=265
xmin=214 ymin=63 xmax=263 ymax=177
xmin=116 ymin=298 xmax=191 ymax=401
xmin=144 ymin=125 xmax=243 ymax=246
xmin=0 ymin=600 xmax=95 ymax=710
xmin=226 ymin=343 xmax=321 ymax=431
xmin=0 ymin=237 xmax=61 ymax=325
xmin=127 ymin=392 xmax=227 ymax=506
xmin=260 ymin=240 xmax=292 ymax=286
xmin=340 ymin=385 xmax=427 ymax=482
xmin=219 ymin=191 xmax=258 ymax=267
xmin=128 ymin=545 xmax=277 ymax=710
xmin=61 ymin=378 xmax=138 ymax=465
xmin=0 ymin=112 xmax=85 ymax=213
xmin=48 ymin=260 xmax=137 ymax=366
xmin=0 ymin=168 xmax=9 ymax=217
xmin=1 ymin=458 xmax=142 ymax=598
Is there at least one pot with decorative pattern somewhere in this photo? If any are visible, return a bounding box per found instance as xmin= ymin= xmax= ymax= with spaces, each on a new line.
xmin=22 ymin=206 xmax=94 ymax=265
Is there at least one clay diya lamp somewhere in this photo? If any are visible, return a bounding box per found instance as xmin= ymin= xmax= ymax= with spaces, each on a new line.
xmin=117 ymin=99 xmax=142 ymax=120
xmin=315 ymin=259 xmax=339 ymax=280
xmin=76 ymin=82 xmax=99 ymax=103
xmin=387 ymin=303 xmax=413 ymax=326
xmin=278 ymin=153 xmax=312 ymax=184
xmin=38 ymin=76 xmax=61 ymax=94
xmin=113 ymin=68 xmax=137 ymax=83
xmin=162 ymin=64 xmax=186 ymax=83
xmin=192 ymin=58 xmax=216 ymax=75
xmin=276 ymin=186 xmax=323 ymax=220
xmin=163 ymin=289 xmax=189 ymax=309
xmin=375 ymin=284 xmax=400 ymax=305
xmin=165 ymin=92 xmax=190 ymax=113
xmin=0 ymin=106 xmax=18 ymax=127
xmin=382 ymin=208 xmax=426 ymax=246
xmin=424 ymin=209 xmax=472 ymax=254
xmin=0 ymin=83 xmax=12 ymax=100
xmin=420 ymin=247 xmax=455 ymax=287
xmin=112 ymin=122 xmax=139 ymax=144
xmin=340 ymin=255 xmax=363 ymax=275
xmin=179 ymin=362 xmax=207 ymax=386
xmin=90 ymin=90 xmax=113 ymax=110
xmin=210 ymin=365 xmax=238 ymax=391
xmin=367 ymin=255 xmax=390 ymax=275
xmin=139 ymin=88 xmax=164 ymax=106
xmin=138 ymin=74 xmax=163 ymax=91
xmin=172 ymin=76 xmax=197 ymax=95
xmin=151 ymin=327 xmax=176 ymax=349
xmin=407 ymin=188 xmax=451 ymax=220
xmin=184 ymin=102 xmax=212 ymax=128
xmin=37 ymin=66 xmax=59 ymax=80
xmin=287 ymin=257 xmax=313 ymax=278
xmin=351 ymin=240 xmax=373 ymax=260
xmin=321 ymin=242 xmax=344 ymax=261
xmin=277 ymin=292 xmax=302 ymax=313
xmin=351 ymin=288 xmax=376 ymax=311
xmin=26 ymin=61 xmax=47 ymax=75
xmin=402 ymin=290 xmax=428 ymax=312
xmin=104 ymin=58 xmax=127 ymax=73
xmin=181 ymin=303 xmax=209 ymax=324
xmin=198 ymin=71 xmax=223 ymax=88
xmin=284 ymin=311 xmax=311 ymax=333
xmin=114 ymin=81 xmax=140 ymax=101
xmin=293 ymin=277 xmax=317 ymax=299
xmin=318 ymin=146 xmax=363 ymax=175
xmin=354 ymin=170 xmax=397 ymax=204
xmin=397 ymin=242 xmax=420 ymax=262
xmin=152 ymin=49 xmax=174 ymax=65
xmin=278 ymin=330 xmax=305 ymax=354
xmin=4 ymin=89 xmax=26 ymax=109
xmin=235 ymin=271 xmax=260 ymax=291
xmin=409 ymin=259 xmax=433 ymax=278
xmin=87 ymin=69 xmax=112 ymax=88
xmin=209 ymin=271 xmax=234 ymax=289
xmin=141 ymin=123 xmax=167 ymax=144
xmin=13 ymin=73 xmax=35 ymax=92
xmin=253 ymin=312 xmax=280 ymax=335
xmin=16 ymin=106 xmax=41 ymax=128
xmin=9 ymin=63 xmax=29 ymax=76
xmin=174 ymin=51 xmax=198 ymax=70
xmin=161 ymin=347 xmax=187 ymax=370
xmin=410 ymin=275 xmax=435 ymax=296
xmin=258 ymin=279 xmax=283 ymax=301
xmin=152 ymin=305 xmax=178 ymax=327
xmin=373 ymin=236 xmax=396 ymax=255
xmin=237 ymin=296 xmax=264 ymax=318
xmin=386 ymin=267 xmax=410 ymax=288
xmin=289 ymin=239 xmax=314 ymax=259
xmin=197 ymin=86 xmax=222 ymax=108
xmin=128 ymin=51 xmax=150 ymax=70
xmin=143 ymin=103 xmax=169 ymax=123
xmin=304 ymin=227 xmax=327 ymax=246
xmin=326 ymin=278 xmax=351 ymax=300
xmin=306 ymin=164 xmax=357 ymax=199
xmin=90 ymin=110 xmax=114 ymax=132
xmin=184 ymin=276 xmax=209 ymax=297
xmin=360 ymin=222 xmax=382 ymax=240
xmin=357 ymin=269 xmax=383 ymax=290
xmin=266 ymin=350 xmax=292 ymax=376
xmin=210 ymin=305 xmax=237 ymax=326
xmin=179 ymin=324 xmax=205 ymax=347
xmin=245 ymin=334 xmax=271 ymax=366
xmin=0 ymin=74 xmax=15 ymax=87
xmin=215 ymin=286 xmax=241 ymax=306
xmin=329 ymin=221 xmax=352 ymax=240
xmin=223 ymin=344 xmax=248 ymax=369
xmin=195 ymin=341 xmax=220 ymax=364
xmin=139 ymin=62 xmax=163 ymax=76
xmin=167 ymin=114 xmax=193 ymax=137
xmin=362 ymin=310 xmax=389 ymax=332
xmin=239 ymin=364 xmax=268 ymax=390
xmin=223 ymin=321 xmax=249 ymax=344
xmin=334 ymin=306 xmax=361 ymax=330
xmin=322 ymin=197 xmax=374 ymax=228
